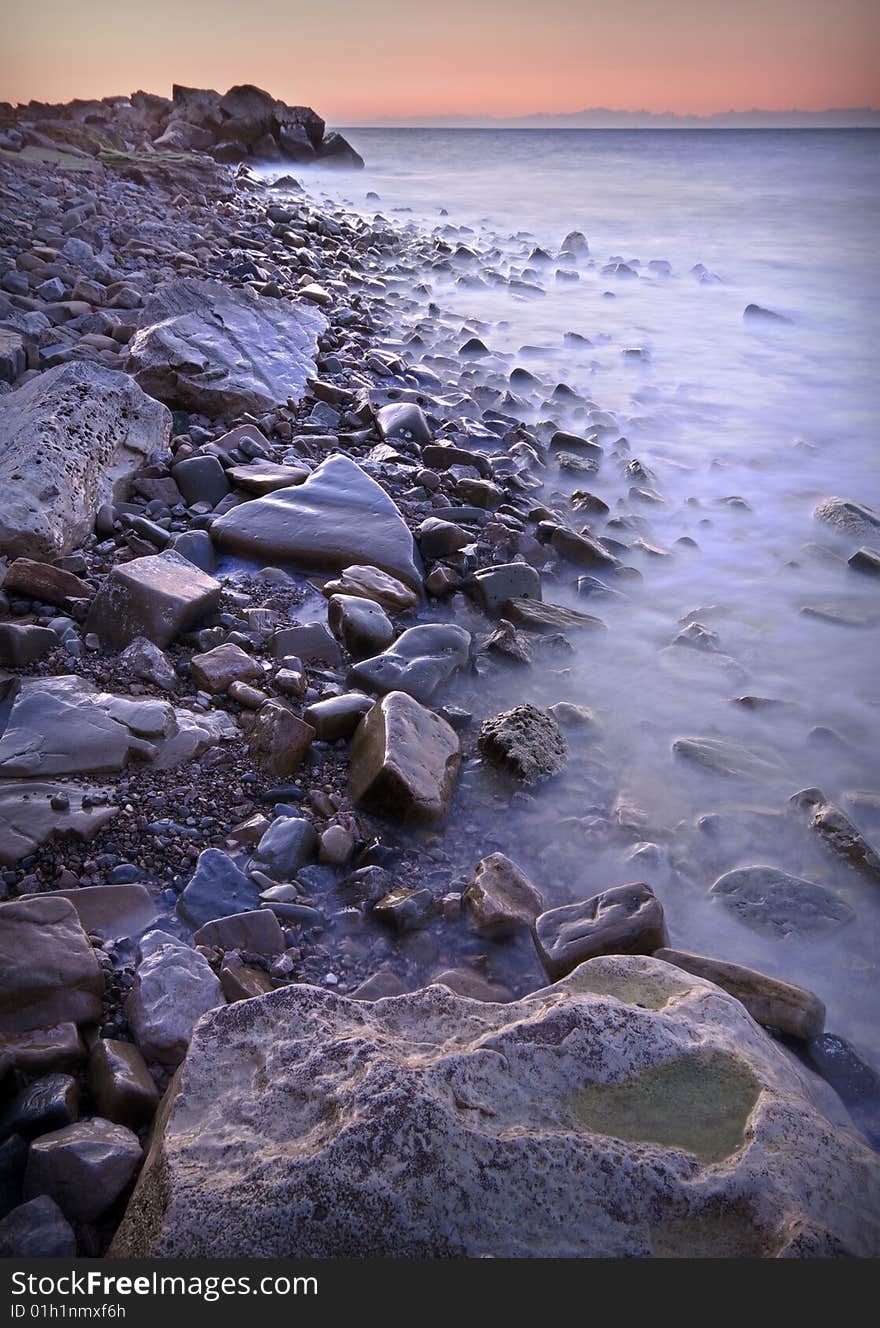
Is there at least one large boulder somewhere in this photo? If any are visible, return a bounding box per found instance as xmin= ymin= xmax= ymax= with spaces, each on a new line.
xmin=110 ymin=957 xmax=880 ymax=1258
xmin=85 ymin=550 xmax=221 ymax=650
xmin=0 ymin=896 xmax=103 ymax=1034
xmin=212 ymin=454 xmax=421 ymax=589
xmin=348 ymin=691 xmax=460 ymax=823
xmin=126 ymin=278 xmax=326 ymax=416
xmin=0 ymin=362 xmax=171 ymax=559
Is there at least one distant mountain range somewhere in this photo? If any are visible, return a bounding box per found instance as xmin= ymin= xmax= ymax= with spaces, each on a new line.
xmin=356 ymin=107 xmax=880 ymax=129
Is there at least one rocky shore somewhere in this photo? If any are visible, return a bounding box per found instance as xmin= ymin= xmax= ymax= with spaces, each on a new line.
xmin=1 ymin=90 xmax=879 ymax=1259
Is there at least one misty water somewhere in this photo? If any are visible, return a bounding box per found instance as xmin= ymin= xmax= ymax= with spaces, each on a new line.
xmin=274 ymin=130 xmax=880 ymax=1063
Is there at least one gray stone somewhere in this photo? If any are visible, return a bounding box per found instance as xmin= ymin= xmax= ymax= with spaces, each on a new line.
xmin=468 ymin=563 xmax=542 ymax=617
xmin=0 ymin=896 xmax=103 ymax=1034
xmin=813 ymin=498 xmax=880 ymax=540
xmin=533 ymin=883 xmax=668 ymax=979
xmin=478 ymin=703 xmax=567 ymax=784
xmin=418 ymin=518 xmax=470 ymax=559
xmin=253 ymin=817 xmax=317 ymax=879
xmin=503 ymin=597 xmax=605 ymax=634
xmin=247 ymin=702 xmax=314 ymax=777
xmin=271 ymin=622 xmax=341 ymax=665
xmin=0 ymin=624 xmax=58 ymax=668
xmin=0 ymin=781 xmax=117 ymax=866
xmin=0 ymin=362 xmax=171 ymax=560
xmin=119 ymin=637 xmax=177 ymax=690
xmin=303 ymin=692 xmax=373 ymax=740
xmin=673 ymin=736 xmax=779 ymax=779
xmin=550 ymin=526 xmax=618 ymax=570
xmin=86 ymin=550 xmax=221 ymax=649
xmin=349 ymin=691 xmax=460 ymax=823
xmin=213 ymin=454 xmax=421 ymax=589
xmin=24 ymin=1118 xmax=141 ymax=1223
xmin=710 ymin=866 xmax=853 ymax=937
xmin=109 ymin=957 xmax=880 ymax=1258
xmin=463 ymin=852 xmax=544 ymax=936
xmin=190 ymin=643 xmax=262 ymax=694
xmin=87 ymin=1039 xmax=160 ymax=1129
xmin=375 ymin=402 xmax=432 ymax=447
xmin=20 ymin=884 xmax=157 ymax=941
xmin=349 ymin=623 xmax=471 ymax=703
xmin=127 ymin=277 xmax=326 ymax=415
xmin=791 ymin=789 xmax=880 ymax=881
xmin=849 ymin=547 xmax=880 ymax=575
xmin=193 ymin=909 xmax=285 ymax=955
xmin=177 ymin=849 xmax=261 ymax=930
xmin=0 ymin=1197 xmax=76 ymax=1258
xmin=328 ymin=594 xmax=395 ymax=659
xmin=171 ymin=455 xmax=230 ymax=507
xmin=372 ymin=887 xmax=435 ymax=932
xmin=655 ymin=948 xmax=825 ymax=1040
xmin=126 ymin=932 xmax=223 ymax=1066
xmin=226 ymin=461 xmax=309 ymax=494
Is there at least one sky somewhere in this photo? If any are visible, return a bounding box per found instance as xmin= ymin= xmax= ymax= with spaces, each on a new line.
xmin=2 ymin=0 xmax=879 ymax=123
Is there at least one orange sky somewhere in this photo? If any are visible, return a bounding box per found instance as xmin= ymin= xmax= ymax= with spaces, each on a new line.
xmin=2 ymin=0 xmax=879 ymax=122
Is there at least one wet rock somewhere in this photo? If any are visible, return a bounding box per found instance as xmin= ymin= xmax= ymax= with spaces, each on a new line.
xmin=349 ymin=690 xmax=460 ymax=823
xmin=319 ymin=825 xmax=355 ymax=865
xmin=0 ymin=896 xmax=102 ymax=1035
xmin=110 ymin=956 xmax=880 ymax=1258
xmin=478 ymin=703 xmax=567 ymax=784
xmin=467 ymin=563 xmax=541 ymax=617
xmin=813 ymin=498 xmax=880 ymax=540
xmin=673 ymin=736 xmax=779 ymax=779
xmin=351 ymin=970 xmax=408 ymax=1000
xmin=349 ymin=623 xmax=471 ymax=703
xmin=190 ymin=642 xmax=262 ymax=694
xmin=655 ymin=949 xmax=825 ymax=1039
xmin=0 ymin=623 xmax=58 ymax=668
xmin=87 ymin=1039 xmax=159 ymax=1129
xmin=86 ymin=550 xmax=221 ymax=650
xmin=0 ymin=1074 xmax=79 ymax=1140
xmin=848 ymin=546 xmax=880 ymax=575
xmin=0 ymin=362 xmax=171 ymax=560
xmin=213 ymin=454 xmax=421 ymax=589
xmin=503 ymin=597 xmax=605 ymax=634
xmin=253 ymin=817 xmax=317 ymax=878
xmin=533 ymin=883 xmax=668 ymax=979
xmin=430 ymin=968 xmax=513 ymax=1002
xmin=322 ymin=565 xmax=420 ymax=611
xmin=743 ymin=304 xmax=792 ymax=323
xmin=194 ymin=909 xmax=285 ymax=956
xmin=373 ymin=886 xmax=435 ymax=932
xmin=220 ymin=957 xmax=275 ymax=1003
xmin=0 ymin=1196 xmax=76 ymax=1258
xmin=226 ymin=461 xmax=309 ymax=494
xmin=375 ymin=402 xmax=432 ymax=447
xmin=119 ymin=637 xmax=177 ymax=690
xmin=272 ymin=622 xmax=341 ymax=665
xmin=2 ymin=558 xmax=92 ymax=608
xmin=790 ymin=789 xmax=880 ymax=881
xmin=328 ymin=594 xmax=395 ymax=659
xmin=127 ymin=277 xmax=326 ymax=415
xmin=805 ymin=1034 xmax=880 ymax=1145
xmin=303 ymin=692 xmax=373 ymax=740
xmin=709 ymin=866 xmax=853 ymax=938
xmin=171 ymin=455 xmax=230 ymax=507
xmin=126 ymin=932 xmax=223 ymax=1066
xmin=20 ymin=884 xmax=157 ymax=942
xmin=0 ymin=780 xmax=117 ymax=866
xmin=417 ymin=517 xmax=470 ymax=559
xmin=177 ymin=849 xmax=261 ymax=929
xmin=247 ymin=701 xmax=315 ymax=778
xmin=463 ymin=852 xmax=544 ymax=936
xmin=0 ymin=1024 xmax=86 ymax=1076
xmin=550 ymin=526 xmax=618 ymax=569
xmin=24 ymin=1118 xmax=142 ymax=1223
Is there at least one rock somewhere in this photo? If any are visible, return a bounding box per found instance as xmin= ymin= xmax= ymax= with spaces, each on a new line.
xmin=327 ymin=595 xmax=395 ymax=659
xmin=430 ymin=968 xmax=513 ymax=1002
xmin=20 ymin=884 xmax=157 ymax=941
xmin=418 ymin=518 xmax=470 ymax=559
xmin=126 ymin=277 xmax=326 ymax=415
xmin=373 ymin=887 xmax=435 ymax=932
xmin=213 ymin=454 xmax=421 ymax=590
xmin=805 ymin=1034 xmax=880 ymax=1145
xmin=253 ymin=817 xmax=317 ymax=878
xmin=0 ymin=1074 xmax=79 ymax=1140
xmin=351 ymin=970 xmax=408 ymax=1000
xmin=0 ymin=1024 xmax=86 ymax=1076
xmin=225 ymin=461 xmax=308 ymax=494
xmin=193 ymin=909 xmax=285 ymax=956
xmin=375 ymin=402 xmax=432 ymax=447
xmin=463 ymin=852 xmax=544 ymax=936
xmin=849 ymin=547 xmax=880 ymax=575
xmin=2 ymin=558 xmax=92 ymax=608
xmin=0 ymin=1134 xmax=26 ymax=1220
xmin=0 ymin=896 xmax=102 ymax=1034
xmin=126 ymin=932 xmax=224 ymax=1066
xmin=271 ymin=622 xmax=341 ymax=665
xmin=349 ymin=623 xmax=471 ymax=703
xmin=0 ymin=362 xmax=171 ymax=560
xmin=86 ymin=550 xmax=221 ymax=650
xmin=319 ymin=825 xmax=354 ymax=865
xmin=0 ymin=780 xmax=117 ymax=866
xmin=468 ymin=563 xmax=542 ymax=618
xmin=171 ymin=455 xmax=230 ymax=507
xmin=349 ymin=691 xmax=460 ymax=823
xmin=24 ymin=1118 xmax=142 ymax=1223
xmin=322 ymin=564 xmax=420 ymax=611
xmin=319 ymin=131 xmax=365 ymax=169
xmin=119 ymin=637 xmax=177 ymax=690
xmin=744 ymin=304 xmax=792 ymax=323
xmin=533 ymin=883 xmax=668 ymax=979
xmin=0 ymin=623 xmax=58 ymax=668
xmin=655 ymin=949 xmax=825 ymax=1039
xmin=169 ymin=529 xmax=216 ymax=573
xmin=190 ymin=643 xmax=262 ymax=694
xmin=813 ymin=498 xmax=880 ymax=540
xmin=709 ymin=866 xmax=853 ymax=938
xmin=303 ymin=692 xmax=373 ymax=740
xmin=550 ymin=526 xmax=618 ymax=570
xmin=219 ymin=957 xmax=274 ymax=1003
xmin=478 ymin=703 xmax=567 ymax=784
xmin=503 ymin=597 xmax=605 ymax=633
xmin=109 ymin=957 xmax=880 ymax=1258
xmin=672 ymin=736 xmax=779 ymax=779
xmin=177 ymin=849 xmax=261 ymax=930
xmin=0 ymin=329 xmax=27 ymax=385
xmin=791 ymin=789 xmax=880 ymax=881
xmin=0 ymin=1196 xmax=76 ymax=1258
xmin=87 ymin=1039 xmax=159 ymax=1128
xmin=247 ymin=702 xmax=315 ymax=778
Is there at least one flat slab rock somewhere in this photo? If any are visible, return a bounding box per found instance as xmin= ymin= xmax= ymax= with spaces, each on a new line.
xmin=710 ymin=866 xmax=853 ymax=938
xmin=110 ymin=956 xmax=880 ymax=1258
xmin=0 ymin=361 xmax=171 ymax=561
xmin=126 ymin=277 xmax=326 ymax=416
xmin=0 ymin=780 xmax=117 ymax=866
xmin=212 ymin=454 xmax=421 ymax=590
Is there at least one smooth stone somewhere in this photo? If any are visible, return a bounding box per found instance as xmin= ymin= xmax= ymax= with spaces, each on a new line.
xmin=348 ymin=691 xmax=461 ymax=824
xmin=0 ymin=1196 xmax=76 ymax=1258
xmin=119 ymin=637 xmax=177 ymax=690
xmin=190 ymin=642 xmax=262 ymax=694
xmin=709 ymin=866 xmax=853 ymax=937
xmin=0 ymin=1024 xmax=86 ymax=1075
xmin=24 ymin=1118 xmax=141 ymax=1223
xmin=0 ymin=896 xmax=102 ymax=1035
xmin=126 ymin=932 xmax=224 ymax=1067
xmin=463 ymin=852 xmax=544 ymax=936
xmin=550 ymin=526 xmax=618 ymax=570
xmin=86 ymin=550 xmax=221 ymax=650
xmin=303 ymin=692 xmax=373 ymax=740
xmin=349 ymin=623 xmax=470 ymax=703
xmin=247 ymin=702 xmax=315 ymax=778
xmin=477 ymin=703 xmax=567 ymax=784
xmin=171 ymin=455 xmax=230 ymax=507
xmin=673 ymin=736 xmax=779 ymax=779
xmin=0 ymin=623 xmax=58 ymax=668
xmin=169 ymin=528 xmax=216 ymax=573
xmin=0 ymin=1074 xmax=79 ymax=1140
xmin=213 ymin=454 xmax=421 ymax=590
xmin=375 ymin=402 xmax=432 ymax=447
xmin=468 ymin=563 xmax=541 ymax=618
xmin=848 ymin=546 xmax=880 ymax=575
xmin=655 ymin=948 xmax=825 ymax=1040
xmin=19 ymin=884 xmax=157 ymax=941
xmin=533 ymin=883 xmax=668 ymax=979
xmin=194 ymin=909 xmax=285 ymax=956
xmin=2 ymin=557 xmax=92 ymax=608
xmin=87 ymin=1038 xmax=160 ymax=1129
xmin=322 ymin=564 xmax=419 ymax=611
xmin=417 ymin=518 xmax=470 ymax=560
xmin=226 ymin=461 xmax=309 ymax=494
xmin=176 ymin=849 xmax=261 ymax=929
xmin=253 ymin=817 xmax=317 ymax=878
xmin=328 ymin=595 xmax=395 ymax=659
xmin=272 ymin=622 xmax=341 ymax=664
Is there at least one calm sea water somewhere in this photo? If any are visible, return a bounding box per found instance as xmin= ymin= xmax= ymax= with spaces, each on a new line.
xmin=282 ymin=131 xmax=880 ymax=1063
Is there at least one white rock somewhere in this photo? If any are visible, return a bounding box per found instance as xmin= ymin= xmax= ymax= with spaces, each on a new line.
xmin=125 ymin=933 xmax=223 ymax=1067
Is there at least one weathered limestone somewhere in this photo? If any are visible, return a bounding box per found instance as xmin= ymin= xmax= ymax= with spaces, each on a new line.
xmin=655 ymin=948 xmax=825 ymax=1040
xmin=86 ymin=550 xmax=221 ymax=650
xmin=125 ymin=932 xmax=223 ymax=1066
xmin=0 ymin=897 xmax=103 ymax=1034
xmin=463 ymin=852 xmax=545 ymax=935
xmin=349 ymin=691 xmax=461 ymax=823
xmin=0 ymin=362 xmax=171 ymax=559
xmin=533 ymin=883 xmax=668 ymax=979
xmin=478 ymin=703 xmax=568 ymax=784
xmin=110 ymin=957 xmax=880 ymax=1258
xmin=212 ymin=454 xmax=422 ymax=589
xmin=126 ymin=277 xmax=326 ymax=415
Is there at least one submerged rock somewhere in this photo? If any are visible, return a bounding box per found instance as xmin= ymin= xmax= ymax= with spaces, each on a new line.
xmin=813 ymin=498 xmax=880 ymax=539
xmin=478 ymin=703 xmax=567 ymax=784
xmin=463 ymin=852 xmax=544 ymax=936
xmin=790 ymin=788 xmax=880 ymax=881
xmin=709 ymin=866 xmax=853 ymax=938
xmin=110 ymin=956 xmax=880 ymax=1257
